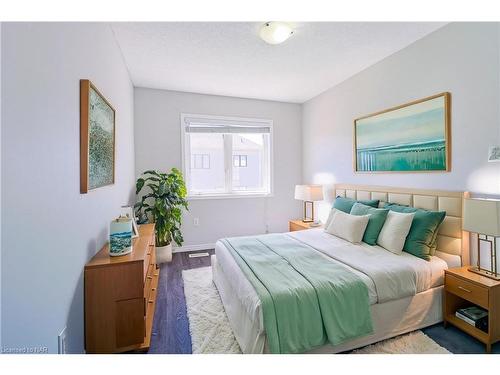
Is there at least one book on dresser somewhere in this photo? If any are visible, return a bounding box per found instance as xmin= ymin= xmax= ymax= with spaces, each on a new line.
xmin=84 ymin=223 xmax=159 ymax=354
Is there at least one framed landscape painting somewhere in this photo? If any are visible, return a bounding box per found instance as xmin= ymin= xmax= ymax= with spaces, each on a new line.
xmin=80 ymin=79 xmax=116 ymax=193
xmin=354 ymin=92 xmax=450 ymax=172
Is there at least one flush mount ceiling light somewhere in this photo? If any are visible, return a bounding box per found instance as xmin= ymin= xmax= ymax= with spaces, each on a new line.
xmin=259 ymin=22 xmax=294 ymax=45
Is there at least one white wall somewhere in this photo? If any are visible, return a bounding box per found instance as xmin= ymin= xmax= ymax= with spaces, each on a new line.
xmin=1 ymin=23 xmax=135 ymax=353
xmin=134 ymin=88 xmax=302 ymax=247
xmin=302 ymin=23 xmax=500 ymax=223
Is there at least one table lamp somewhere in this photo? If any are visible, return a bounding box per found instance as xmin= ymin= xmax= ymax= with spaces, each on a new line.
xmin=463 ymin=197 xmax=500 ymax=280
xmin=294 ymin=185 xmax=324 ymax=223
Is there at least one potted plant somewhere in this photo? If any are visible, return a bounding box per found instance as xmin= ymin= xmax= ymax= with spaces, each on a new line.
xmin=134 ymin=168 xmax=188 ymax=263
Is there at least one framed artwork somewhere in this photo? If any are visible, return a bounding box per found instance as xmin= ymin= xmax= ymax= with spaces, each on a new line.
xmin=354 ymin=92 xmax=450 ymax=172
xmin=80 ymin=79 xmax=116 ymax=193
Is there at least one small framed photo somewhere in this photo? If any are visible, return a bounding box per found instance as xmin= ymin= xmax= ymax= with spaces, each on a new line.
xmin=488 ymin=146 xmax=500 ymax=162
xmin=121 ymin=206 xmax=139 ymax=238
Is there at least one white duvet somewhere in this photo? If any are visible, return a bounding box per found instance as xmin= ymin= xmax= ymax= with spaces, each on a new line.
xmin=288 ymin=229 xmax=447 ymax=302
xmin=214 ymin=228 xmax=449 ymax=329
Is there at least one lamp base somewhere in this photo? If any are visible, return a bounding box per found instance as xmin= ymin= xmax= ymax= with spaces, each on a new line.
xmin=468 ymin=266 xmax=500 ymax=281
xmin=302 ymin=201 xmax=315 ymax=223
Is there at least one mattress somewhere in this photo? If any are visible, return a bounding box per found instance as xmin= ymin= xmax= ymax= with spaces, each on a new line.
xmin=214 ymin=228 xmax=450 ymax=346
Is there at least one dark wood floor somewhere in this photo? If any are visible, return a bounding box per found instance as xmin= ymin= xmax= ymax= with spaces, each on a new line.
xmin=148 ymin=249 xmax=214 ymax=354
xmin=148 ymin=249 xmax=498 ymax=354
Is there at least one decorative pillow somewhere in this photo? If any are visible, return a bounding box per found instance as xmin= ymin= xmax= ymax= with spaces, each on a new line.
xmin=350 ymin=203 xmax=389 ymax=246
xmin=384 ymin=203 xmax=446 ymax=261
xmin=333 ymin=196 xmax=379 ymax=214
xmin=377 ymin=210 xmax=415 ymax=255
xmin=325 ymin=209 xmax=370 ymax=243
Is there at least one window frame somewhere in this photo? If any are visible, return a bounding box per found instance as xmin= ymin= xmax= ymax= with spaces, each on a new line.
xmin=181 ymin=113 xmax=274 ymax=200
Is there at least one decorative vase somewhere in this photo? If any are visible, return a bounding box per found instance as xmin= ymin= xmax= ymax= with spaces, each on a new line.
xmin=109 ymin=216 xmax=133 ymax=257
xmin=156 ymin=243 xmax=172 ymax=264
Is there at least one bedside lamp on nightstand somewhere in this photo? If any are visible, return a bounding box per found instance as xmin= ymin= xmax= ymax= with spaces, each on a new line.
xmin=294 ymin=185 xmax=324 ymax=223
xmin=463 ymin=198 xmax=500 ymax=280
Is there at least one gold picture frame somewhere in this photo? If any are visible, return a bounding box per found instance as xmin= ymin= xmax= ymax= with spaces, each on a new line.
xmin=353 ymin=92 xmax=451 ymax=173
xmin=80 ymin=79 xmax=116 ymax=193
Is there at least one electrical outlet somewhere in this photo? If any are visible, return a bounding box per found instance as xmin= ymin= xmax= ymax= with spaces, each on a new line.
xmin=193 ymin=217 xmax=200 ymax=226
xmin=58 ymin=327 xmax=67 ymax=354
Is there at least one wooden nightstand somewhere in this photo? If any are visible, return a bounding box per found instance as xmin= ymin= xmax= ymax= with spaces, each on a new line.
xmin=444 ymin=266 xmax=500 ymax=353
xmin=289 ymin=220 xmax=323 ymax=232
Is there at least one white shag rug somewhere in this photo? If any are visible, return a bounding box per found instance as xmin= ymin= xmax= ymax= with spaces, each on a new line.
xmin=182 ymin=266 xmax=450 ymax=354
xmin=182 ymin=266 xmax=242 ymax=353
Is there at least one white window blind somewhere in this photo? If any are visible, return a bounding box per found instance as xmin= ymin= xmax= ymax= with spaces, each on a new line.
xmin=184 ymin=116 xmax=271 ymax=134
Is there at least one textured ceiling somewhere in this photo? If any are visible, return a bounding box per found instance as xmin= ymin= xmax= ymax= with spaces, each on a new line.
xmin=112 ymin=22 xmax=446 ymax=103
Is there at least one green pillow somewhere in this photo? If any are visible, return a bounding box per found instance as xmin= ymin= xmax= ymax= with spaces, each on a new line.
xmin=384 ymin=203 xmax=446 ymax=261
xmin=350 ymin=203 xmax=389 ymax=245
xmin=333 ymin=196 xmax=379 ymax=213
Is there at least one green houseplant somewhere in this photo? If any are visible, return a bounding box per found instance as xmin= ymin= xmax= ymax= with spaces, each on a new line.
xmin=134 ymin=168 xmax=188 ymax=263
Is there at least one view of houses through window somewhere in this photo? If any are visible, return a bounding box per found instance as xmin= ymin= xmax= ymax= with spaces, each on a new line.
xmin=183 ymin=115 xmax=272 ymax=196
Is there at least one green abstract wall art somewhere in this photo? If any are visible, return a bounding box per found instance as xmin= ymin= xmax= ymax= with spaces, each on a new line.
xmin=354 ymin=92 xmax=450 ymax=172
xmin=80 ymin=80 xmax=115 ymax=193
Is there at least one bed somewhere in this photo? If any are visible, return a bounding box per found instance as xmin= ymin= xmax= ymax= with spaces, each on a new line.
xmin=212 ymin=184 xmax=470 ymax=354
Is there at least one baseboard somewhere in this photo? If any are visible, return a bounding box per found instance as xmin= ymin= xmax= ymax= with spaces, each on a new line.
xmin=173 ymin=243 xmax=216 ymax=253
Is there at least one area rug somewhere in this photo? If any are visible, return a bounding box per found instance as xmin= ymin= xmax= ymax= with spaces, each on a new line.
xmin=182 ymin=266 xmax=450 ymax=354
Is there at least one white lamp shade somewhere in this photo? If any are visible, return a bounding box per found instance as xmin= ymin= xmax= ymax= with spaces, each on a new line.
xmin=463 ymin=198 xmax=500 ymax=236
xmin=294 ymin=185 xmax=324 ymax=202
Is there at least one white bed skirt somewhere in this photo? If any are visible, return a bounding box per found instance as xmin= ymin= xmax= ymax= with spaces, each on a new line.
xmin=212 ymin=254 xmax=443 ymax=354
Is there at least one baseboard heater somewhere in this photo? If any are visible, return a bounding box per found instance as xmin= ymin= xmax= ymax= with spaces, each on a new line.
xmin=188 ymin=252 xmax=210 ymax=258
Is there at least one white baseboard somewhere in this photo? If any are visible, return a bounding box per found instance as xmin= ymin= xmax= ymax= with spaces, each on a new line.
xmin=173 ymin=243 xmax=216 ymax=253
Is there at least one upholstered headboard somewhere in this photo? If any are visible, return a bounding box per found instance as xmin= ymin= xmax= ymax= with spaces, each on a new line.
xmin=334 ymin=184 xmax=470 ymax=266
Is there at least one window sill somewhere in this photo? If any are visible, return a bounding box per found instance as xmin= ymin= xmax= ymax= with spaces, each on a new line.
xmin=187 ymin=192 xmax=273 ymax=200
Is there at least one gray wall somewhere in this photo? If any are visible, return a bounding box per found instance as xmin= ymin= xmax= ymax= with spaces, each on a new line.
xmin=1 ymin=23 xmax=135 ymax=353
xmin=302 ymin=23 xmax=500 ymax=223
xmin=134 ymin=88 xmax=302 ymax=247
xmin=0 ymin=21 xmax=2 ymax=350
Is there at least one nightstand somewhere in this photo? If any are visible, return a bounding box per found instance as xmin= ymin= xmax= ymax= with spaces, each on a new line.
xmin=444 ymin=266 xmax=500 ymax=353
xmin=289 ymin=220 xmax=323 ymax=232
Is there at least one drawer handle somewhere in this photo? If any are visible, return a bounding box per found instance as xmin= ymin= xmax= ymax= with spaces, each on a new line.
xmin=458 ymin=286 xmax=472 ymax=293
xmin=147 ymin=276 xmax=153 ymax=279
xmin=148 ymin=300 xmax=154 ymax=304
xmin=152 ymin=288 xmax=156 ymax=291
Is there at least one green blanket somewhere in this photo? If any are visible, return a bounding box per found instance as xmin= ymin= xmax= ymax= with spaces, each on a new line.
xmin=221 ymin=234 xmax=373 ymax=354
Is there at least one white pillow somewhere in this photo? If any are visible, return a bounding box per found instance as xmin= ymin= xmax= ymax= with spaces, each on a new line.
xmin=377 ymin=210 xmax=415 ymax=255
xmin=325 ymin=209 xmax=369 ymax=243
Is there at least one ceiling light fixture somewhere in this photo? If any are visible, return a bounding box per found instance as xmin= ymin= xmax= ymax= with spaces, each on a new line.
xmin=259 ymin=22 xmax=294 ymax=45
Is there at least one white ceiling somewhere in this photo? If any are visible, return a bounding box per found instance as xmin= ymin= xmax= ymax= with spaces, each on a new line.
xmin=112 ymin=22 xmax=446 ymax=103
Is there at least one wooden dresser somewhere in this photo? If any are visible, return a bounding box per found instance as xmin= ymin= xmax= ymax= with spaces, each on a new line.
xmin=84 ymin=224 xmax=159 ymax=353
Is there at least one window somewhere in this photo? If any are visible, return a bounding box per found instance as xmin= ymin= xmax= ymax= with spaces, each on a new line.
xmin=191 ymin=154 xmax=210 ymax=169
xmin=182 ymin=114 xmax=272 ymax=198
xmin=233 ymin=155 xmax=247 ymax=167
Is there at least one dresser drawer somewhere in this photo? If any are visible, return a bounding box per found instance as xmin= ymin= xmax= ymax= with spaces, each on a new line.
xmin=446 ymin=273 xmax=489 ymax=309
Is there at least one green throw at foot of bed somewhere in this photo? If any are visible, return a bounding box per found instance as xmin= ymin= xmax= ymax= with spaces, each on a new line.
xmin=221 ymin=233 xmax=373 ymax=354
